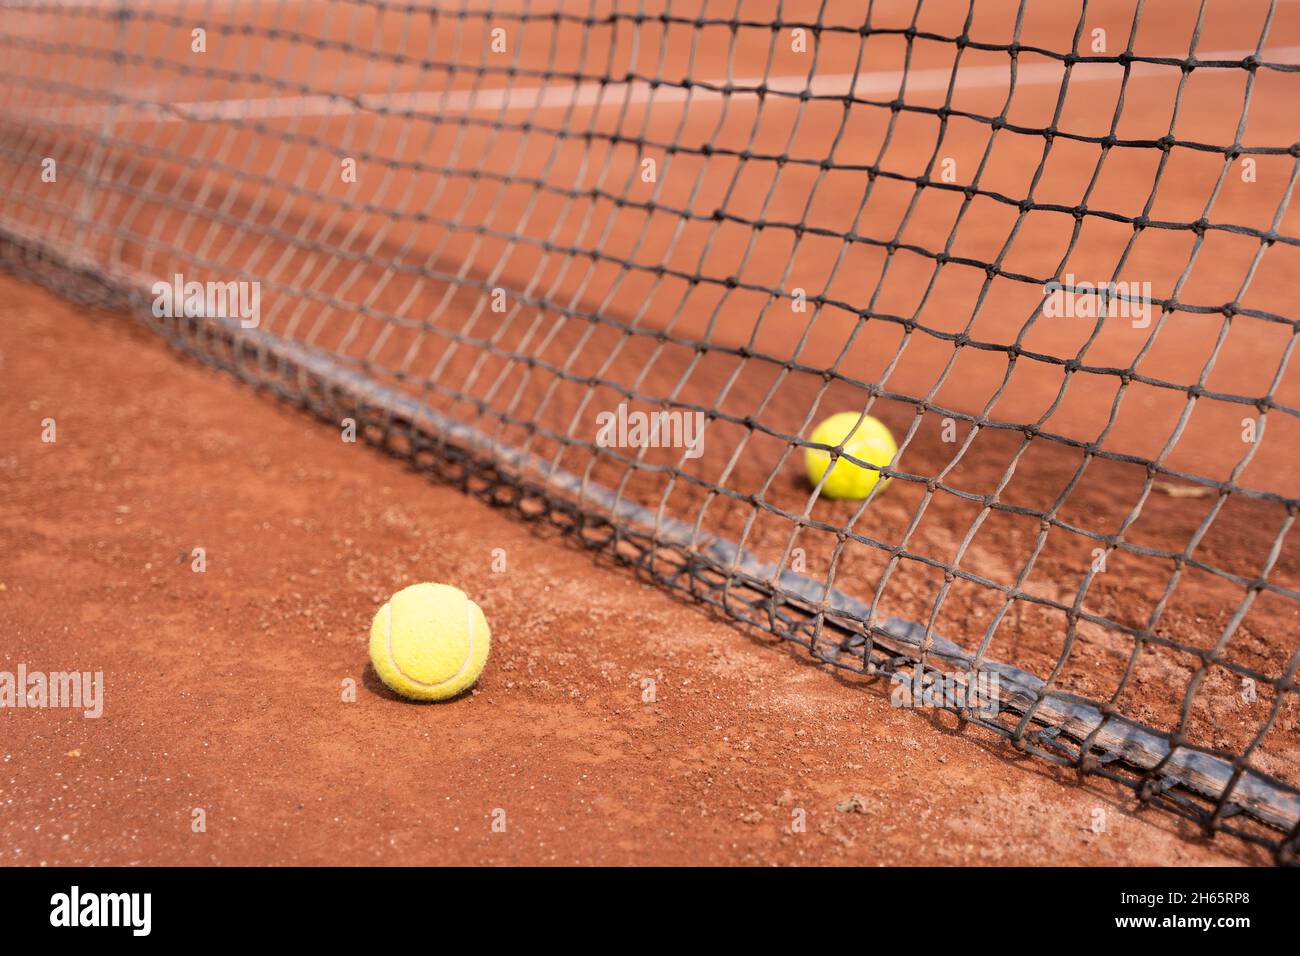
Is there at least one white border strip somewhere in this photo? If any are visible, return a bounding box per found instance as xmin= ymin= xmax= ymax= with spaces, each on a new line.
xmin=32 ymin=47 xmax=1300 ymax=127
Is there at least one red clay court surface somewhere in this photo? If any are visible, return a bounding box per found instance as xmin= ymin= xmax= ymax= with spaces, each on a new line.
xmin=0 ymin=276 xmax=1268 ymax=865
xmin=1 ymin=0 xmax=1298 ymax=863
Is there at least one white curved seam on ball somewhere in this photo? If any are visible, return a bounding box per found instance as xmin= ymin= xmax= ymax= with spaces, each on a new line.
xmin=384 ymin=593 xmax=477 ymax=691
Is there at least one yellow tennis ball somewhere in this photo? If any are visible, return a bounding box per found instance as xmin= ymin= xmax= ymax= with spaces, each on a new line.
xmin=805 ymin=411 xmax=898 ymax=499
xmin=369 ymin=582 xmax=490 ymax=701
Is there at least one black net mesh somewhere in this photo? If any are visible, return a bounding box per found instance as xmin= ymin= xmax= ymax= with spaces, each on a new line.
xmin=0 ymin=0 xmax=1297 ymax=861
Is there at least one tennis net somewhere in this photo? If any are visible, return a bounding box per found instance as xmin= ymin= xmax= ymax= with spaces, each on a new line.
xmin=1 ymin=0 xmax=1298 ymax=861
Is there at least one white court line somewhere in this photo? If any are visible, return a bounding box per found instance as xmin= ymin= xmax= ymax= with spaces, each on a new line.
xmin=33 ymin=46 xmax=1300 ymax=127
